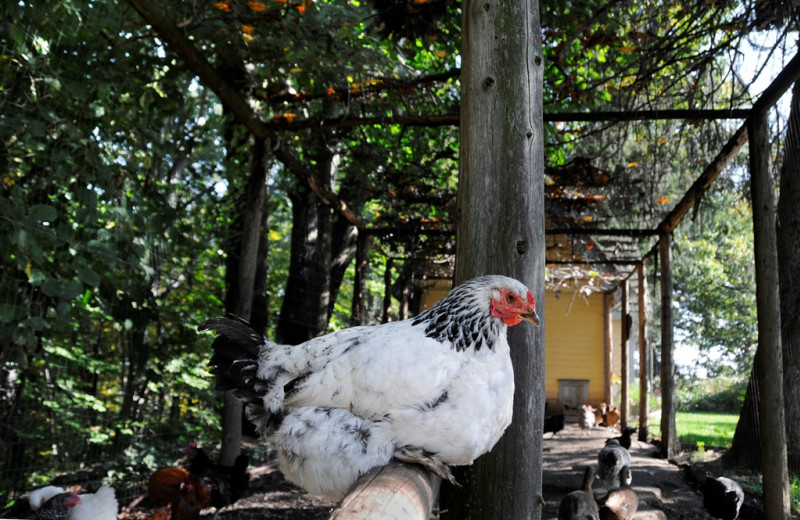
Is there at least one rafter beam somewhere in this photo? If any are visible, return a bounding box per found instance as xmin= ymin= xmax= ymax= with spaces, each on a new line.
xmin=544 ymin=108 xmax=751 ymax=122
xmin=546 ymin=259 xmax=642 ymax=265
xmin=547 ymin=228 xmax=659 ymax=237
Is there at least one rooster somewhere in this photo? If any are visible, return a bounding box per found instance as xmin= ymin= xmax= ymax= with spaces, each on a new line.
xmin=148 ymin=467 xmax=210 ymax=520
xmin=28 ymin=485 xmax=117 ymax=520
xmin=186 ymin=443 xmax=249 ymax=511
xmin=204 ymin=275 xmax=539 ymax=499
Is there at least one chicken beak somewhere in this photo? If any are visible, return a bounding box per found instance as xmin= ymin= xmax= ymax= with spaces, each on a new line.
xmin=522 ymin=310 xmax=540 ymax=326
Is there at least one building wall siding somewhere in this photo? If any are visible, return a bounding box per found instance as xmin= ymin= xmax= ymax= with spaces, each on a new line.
xmin=545 ymin=289 xmax=609 ymax=406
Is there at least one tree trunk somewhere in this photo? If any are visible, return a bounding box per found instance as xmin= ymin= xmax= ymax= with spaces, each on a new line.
xmin=220 ymin=136 xmax=271 ymax=465
xmin=721 ymin=361 xmax=762 ymax=470
xmin=439 ymin=0 xmax=544 ymax=516
xmin=777 ymin=81 xmax=800 ymax=475
xmin=275 ymin=182 xmax=334 ymax=344
xmin=659 ymin=233 xmax=678 ymax=459
xmin=748 ymin=112 xmax=790 ymax=518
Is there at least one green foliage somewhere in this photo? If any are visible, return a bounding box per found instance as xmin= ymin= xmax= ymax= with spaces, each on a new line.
xmin=0 ymin=0 xmax=228 ymax=498
xmin=677 ymin=375 xmax=747 ymax=414
xmin=649 ymin=411 xmax=738 ymax=448
xmin=673 ymin=186 xmax=757 ymax=375
xmin=627 ymin=383 xmax=660 ymax=418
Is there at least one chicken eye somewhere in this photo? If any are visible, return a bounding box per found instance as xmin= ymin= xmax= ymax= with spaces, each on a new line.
xmin=505 ymin=293 xmax=515 ymax=303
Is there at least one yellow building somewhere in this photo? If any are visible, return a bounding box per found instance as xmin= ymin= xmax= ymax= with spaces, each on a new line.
xmin=544 ymin=288 xmax=621 ymax=411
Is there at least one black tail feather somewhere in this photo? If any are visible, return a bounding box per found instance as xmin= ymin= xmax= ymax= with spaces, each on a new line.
xmin=201 ymin=316 xmax=279 ymax=435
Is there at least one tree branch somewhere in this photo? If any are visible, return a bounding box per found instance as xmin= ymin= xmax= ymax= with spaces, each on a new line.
xmin=126 ymin=0 xmax=365 ymax=229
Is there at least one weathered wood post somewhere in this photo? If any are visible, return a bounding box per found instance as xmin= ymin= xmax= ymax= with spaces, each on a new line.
xmin=439 ymin=0 xmax=545 ymax=516
xmin=604 ymin=291 xmax=614 ymax=404
xmin=620 ymin=279 xmax=630 ymax=426
xmin=748 ymin=112 xmax=790 ymax=518
xmin=658 ymin=233 xmax=678 ymax=459
xmin=637 ymin=261 xmax=650 ymax=441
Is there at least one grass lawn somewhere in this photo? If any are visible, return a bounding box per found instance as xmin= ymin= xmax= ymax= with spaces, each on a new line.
xmin=648 ymin=411 xmax=738 ymax=448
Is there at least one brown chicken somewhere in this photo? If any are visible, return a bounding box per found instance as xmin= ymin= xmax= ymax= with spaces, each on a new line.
xmin=148 ymin=467 xmax=210 ymax=520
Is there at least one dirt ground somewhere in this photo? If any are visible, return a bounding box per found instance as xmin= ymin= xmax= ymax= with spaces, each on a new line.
xmin=541 ymin=421 xmax=712 ymax=520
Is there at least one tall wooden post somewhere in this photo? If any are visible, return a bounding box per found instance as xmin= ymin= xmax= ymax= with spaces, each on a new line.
xmin=603 ymin=291 xmax=614 ymax=404
xmin=748 ymin=112 xmax=790 ymax=518
xmin=637 ymin=262 xmax=650 ymax=441
xmin=620 ymin=280 xmax=630 ymax=427
xmin=659 ymin=233 xmax=677 ymax=459
xmin=440 ymin=0 xmax=544 ymax=516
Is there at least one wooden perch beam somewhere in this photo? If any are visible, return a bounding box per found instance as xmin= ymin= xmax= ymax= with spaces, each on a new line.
xmin=271 ymin=109 xmax=751 ymax=131
xmin=330 ymin=462 xmax=441 ymax=520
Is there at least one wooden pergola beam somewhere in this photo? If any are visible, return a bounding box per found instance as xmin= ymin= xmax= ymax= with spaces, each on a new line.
xmin=269 ymin=109 xmax=753 ymax=131
xmin=546 ymin=228 xmax=659 ymax=237
xmin=546 ymin=259 xmax=642 ymax=265
xmin=544 ymin=108 xmax=751 ymax=122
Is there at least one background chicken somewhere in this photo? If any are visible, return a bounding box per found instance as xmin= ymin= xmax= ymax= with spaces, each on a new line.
xmin=544 ymin=412 xmax=566 ymax=437
xmin=597 ymin=440 xmax=632 ymax=490
xmin=204 ymin=275 xmax=539 ymax=499
xmin=701 ymin=473 xmax=744 ymax=520
xmin=186 ymin=443 xmax=250 ymax=511
xmin=29 ymin=489 xmax=80 ymax=520
xmin=579 ymin=404 xmax=596 ymax=431
xmin=28 ymin=485 xmax=117 ymax=520
xmin=606 ymin=426 xmax=636 ymax=450
xmin=557 ymin=465 xmax=599 ymax=520
xmin=148 ymin=466 xmax=210 ymax=520
xmin=599 ymin=466 xmax=638 ymax=520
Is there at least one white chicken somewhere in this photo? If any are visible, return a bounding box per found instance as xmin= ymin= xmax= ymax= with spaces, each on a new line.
xmin=204 ymin=275 xmax=539 ymax=499
xmin=29 ymin=485 xmax=117 ymax=520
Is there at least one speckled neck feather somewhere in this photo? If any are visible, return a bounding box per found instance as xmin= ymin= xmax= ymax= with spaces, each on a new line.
xmin=411 ymin=278 xmax=506 ymax=352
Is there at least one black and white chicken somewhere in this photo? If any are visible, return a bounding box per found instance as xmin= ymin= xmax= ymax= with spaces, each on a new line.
xmin=203 ymin=275 xmax=539 ymax=499
xmin=28 ymin=485 xmax=117 ymax=520
xmin=597 ymin=440 xmax=632 ymax=490
xmin=29 ymin=489 xmax=80 ymax=520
